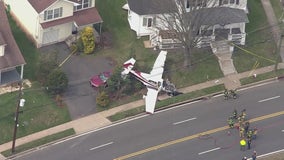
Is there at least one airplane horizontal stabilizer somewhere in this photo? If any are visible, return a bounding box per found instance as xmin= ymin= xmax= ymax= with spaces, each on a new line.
xmin=121 ymin=58 xmax=136 ymax=77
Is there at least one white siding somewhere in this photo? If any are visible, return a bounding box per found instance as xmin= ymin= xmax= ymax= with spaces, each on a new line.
xmin=0 ymin=45 xmax=4 ymax=57
xmin=38 ymin=22 xmax=73 ymax=47
xmin=4 ymin=0 xmax=38 ymax=39
xmin=128 ymin=10 xmax=157 ymax=37
xmin=39 ymin=0 xmax=74 ymax=23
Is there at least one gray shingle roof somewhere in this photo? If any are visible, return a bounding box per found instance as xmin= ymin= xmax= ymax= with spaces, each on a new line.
xmin=127 ymin=0 xmax=175 ymax=15
xmin=127 ymin=0 xmax=248 ymax=26
xmin=0 ymin=1 xmax=26 ymax=69
xmin=0 ymin=32 xmax=5 ymax=45
xmin=189 ymin=7 xmax=249 ymax=26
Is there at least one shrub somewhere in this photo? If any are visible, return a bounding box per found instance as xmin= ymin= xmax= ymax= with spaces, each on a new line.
xmin=80 ymin=26 xmax=95 ymax=54
xmin=96 ymin=91 xmax=110 ymax=107
xmin=46 ymin=69 xmax=68 ymax=95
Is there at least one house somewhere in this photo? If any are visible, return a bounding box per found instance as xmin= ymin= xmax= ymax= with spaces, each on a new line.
xmin=126 ymin=0 xmax=249 ymax=49
xmin=0 ymin=0 xmax=26 ymax=86
xmin=4 ymin=0 xmax=103 ymax=48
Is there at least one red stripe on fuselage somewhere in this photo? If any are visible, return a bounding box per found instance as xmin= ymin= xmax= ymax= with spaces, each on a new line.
xmin=129 ymin=70 xmax=158 ymax=90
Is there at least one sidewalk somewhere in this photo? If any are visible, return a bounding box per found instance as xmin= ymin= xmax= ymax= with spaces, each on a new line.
xmin=1 ymin=0 xmax=284 ymax=159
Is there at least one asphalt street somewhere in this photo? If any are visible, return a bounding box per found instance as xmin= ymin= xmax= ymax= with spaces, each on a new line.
xmin=12 ymin=80 xmax=284 ymax=160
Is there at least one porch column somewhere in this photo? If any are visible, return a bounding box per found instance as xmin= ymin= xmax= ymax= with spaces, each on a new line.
xmin=20 ymin=64 xmax=24 ymax=80
xmin=99 ymin=23 xmax=102 ymax=42
xmin=99 ymin=23 xmax=102 ymax=35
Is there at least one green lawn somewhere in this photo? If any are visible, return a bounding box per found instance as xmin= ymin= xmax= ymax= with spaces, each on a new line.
xmin=240 ymin=69 xmax=284 ymax=85
xmin=270 ymin=0 xmax=283 ymax=21
xmin=233 ymin=0 xmax=278 ymax=73
xmin=7 ymin=11 xmax=40 ymax=81
xmin=0 ymin=82 xmax=71 ymax=145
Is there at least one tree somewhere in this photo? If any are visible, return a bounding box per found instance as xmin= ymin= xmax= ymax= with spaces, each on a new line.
xmin=155 ymin=0 xmax=218 ymax=67
xmin=96 ymin=91 xmax=110 ymax=107
xmin=80 ymin=26 xmax=95 ymax=54
xmin=105 ymin=66 xmax=143 ymax=99
xmin=46 ymin=69 xmax=68 ymax=94
xmin=36 ymin=52 xmax=58 ymax=84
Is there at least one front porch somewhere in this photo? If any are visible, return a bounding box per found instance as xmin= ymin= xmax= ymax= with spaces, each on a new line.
xmin=0 ymin=69 xmax=22 ymax=86
xmin=149 ymin=27 xmax=246 ymax=50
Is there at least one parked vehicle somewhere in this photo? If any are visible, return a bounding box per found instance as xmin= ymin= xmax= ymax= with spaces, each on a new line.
xmin=90 ymin=71 xmax=112 ymax=87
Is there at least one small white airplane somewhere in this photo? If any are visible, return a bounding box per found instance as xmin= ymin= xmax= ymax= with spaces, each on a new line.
xmin=121 ymin=50 xmax=168 ymax=114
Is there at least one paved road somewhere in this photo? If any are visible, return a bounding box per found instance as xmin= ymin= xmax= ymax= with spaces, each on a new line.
xmin=12 ymin=80 xmax=284 ymax=160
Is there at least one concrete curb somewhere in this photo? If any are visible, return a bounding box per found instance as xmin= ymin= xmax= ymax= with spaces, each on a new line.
xmin=4 ymin=134 xmax=76 ymax=160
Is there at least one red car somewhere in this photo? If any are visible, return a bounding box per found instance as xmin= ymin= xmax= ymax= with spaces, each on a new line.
xmin=90 ymin=71 xmax=112 ymax=87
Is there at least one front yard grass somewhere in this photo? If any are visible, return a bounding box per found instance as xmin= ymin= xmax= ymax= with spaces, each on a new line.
xmin=0 ymin=82 xmax=71 ymax=145
xmin=7 ymin=11 xmax=40 ymax=81
xmin=240 ymin=69 xmax=284 ymax=85
xmin=233 ymin=0 xmax=278 ymax=73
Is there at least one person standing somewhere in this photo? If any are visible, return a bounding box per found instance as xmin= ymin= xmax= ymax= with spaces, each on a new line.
xmin=244 ymin=121 xmax=250 ymax=134
xmin=228 ymin=117 xmax=234 ymax=128
xmin=239 ymin=127 xmax=245 ymax=138
xmin=252 ymin=150 xmax=257 ymax=160
xmin=252 ymin=127 xmax=258 ymax=140
xmin=247 ymin=138 xmax=252 ymax=150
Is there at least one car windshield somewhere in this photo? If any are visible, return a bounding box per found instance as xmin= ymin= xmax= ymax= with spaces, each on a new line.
xmin=99 ymin=73 xmax=107 ymax=81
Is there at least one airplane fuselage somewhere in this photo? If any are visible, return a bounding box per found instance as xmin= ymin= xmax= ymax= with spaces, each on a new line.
xmin=129 ymin=70 xmax=162 ymax=91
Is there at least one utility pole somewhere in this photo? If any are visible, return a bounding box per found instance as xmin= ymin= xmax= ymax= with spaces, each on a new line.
xmin=11 ymin=81 xmax=25 ymax=153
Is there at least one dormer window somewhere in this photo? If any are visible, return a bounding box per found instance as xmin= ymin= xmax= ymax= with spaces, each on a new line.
xmin=74 ymin=0 xmax=91 ymax=11
xmin=44 ymin=7 xmax=63 ymax=21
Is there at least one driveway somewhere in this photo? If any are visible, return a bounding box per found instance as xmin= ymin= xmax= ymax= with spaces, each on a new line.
xmin=40 ymin=42 xmax=113 ymax=120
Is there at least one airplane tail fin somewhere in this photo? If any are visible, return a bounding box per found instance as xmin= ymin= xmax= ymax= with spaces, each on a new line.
xmin=121 ymin=58 xmax=136 ymax=78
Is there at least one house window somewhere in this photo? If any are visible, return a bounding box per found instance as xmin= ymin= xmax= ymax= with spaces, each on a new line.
xmin=143 ymin=17 xmax=153 ymax=27
xmin=44 ymin=7 xmax=63 ymax=20
xmin=236 ymin=0 xmax=239 ymax=4
xmin=54 ymin=7 xmax=63 ymax=18
xmin=74 ymin=0 xmax=91 ymax=11
xmin=186 ymin=0 xmax=205 ymax=8
xmin=230 ymin=0 xmax=235 ymax=4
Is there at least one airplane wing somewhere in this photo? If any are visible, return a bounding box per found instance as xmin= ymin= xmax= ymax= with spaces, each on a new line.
xmin=149 ymin=51 xmax=167 ymax=81
xmin=145 ymin=87 xmax=159 ymax=114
